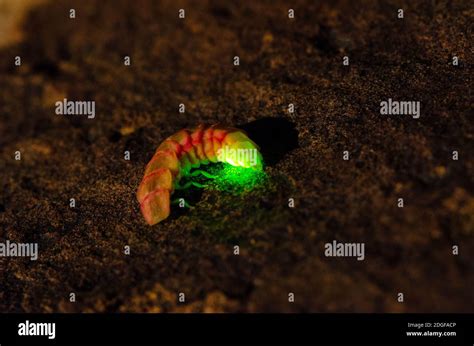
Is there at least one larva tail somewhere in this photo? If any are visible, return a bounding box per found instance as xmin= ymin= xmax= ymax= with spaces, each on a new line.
xmin=137 ymin=164 xmax=176 ymax=225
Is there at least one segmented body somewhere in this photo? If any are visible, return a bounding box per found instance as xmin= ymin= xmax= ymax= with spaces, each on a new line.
xmin=137 ymin=124 xmax=263 ymax=225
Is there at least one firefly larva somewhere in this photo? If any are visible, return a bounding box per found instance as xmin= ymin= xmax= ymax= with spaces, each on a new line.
xmin=137 ymin=124 xmax=263 ymax=225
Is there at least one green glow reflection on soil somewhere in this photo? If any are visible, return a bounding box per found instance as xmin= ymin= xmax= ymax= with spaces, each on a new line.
xmin=205 ymin=162 xmax=266 ymax=193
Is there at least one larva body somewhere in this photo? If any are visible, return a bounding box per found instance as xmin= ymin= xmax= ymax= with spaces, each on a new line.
xmin=137 ymin=124 xmax=263 ymax=225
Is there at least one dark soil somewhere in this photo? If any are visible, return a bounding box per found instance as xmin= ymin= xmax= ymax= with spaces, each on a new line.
xmin=0 ymin=0 xmax=473 ymax=312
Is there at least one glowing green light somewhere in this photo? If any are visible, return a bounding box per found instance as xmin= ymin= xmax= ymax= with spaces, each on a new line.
xmin=194 ymin=162 xmax=266 ymax=194
xmin=178 ymin=159 xmax=266 ymax=196
xmin=218 ymin=143 xmax=264 ymax=170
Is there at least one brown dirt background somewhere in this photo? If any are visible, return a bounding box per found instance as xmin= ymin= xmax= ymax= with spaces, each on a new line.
xmin=0 ymin=0 xmax=473 ymax=312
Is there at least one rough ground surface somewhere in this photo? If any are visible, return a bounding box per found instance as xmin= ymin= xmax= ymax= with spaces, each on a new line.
xmin=0 ymin=0 xmax=473 ymax=312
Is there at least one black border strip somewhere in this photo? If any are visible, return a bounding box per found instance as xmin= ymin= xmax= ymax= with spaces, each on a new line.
xmin=0 ymin=313 xmax=472 ymax=345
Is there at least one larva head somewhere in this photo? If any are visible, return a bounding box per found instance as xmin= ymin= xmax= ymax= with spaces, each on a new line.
xmin=217 ymin=140 xmax=263 ymax=170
